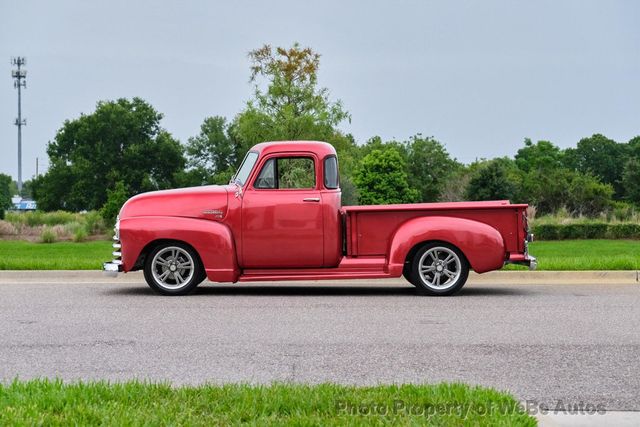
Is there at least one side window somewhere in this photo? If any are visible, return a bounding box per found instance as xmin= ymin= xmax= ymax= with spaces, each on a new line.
xmin=254 ymin=157 xmax=315 ymax=189
xmin=324 ymin=156 xmax=339 ymax=189
xmin=279 ymin=157 xmax=315 ymax=189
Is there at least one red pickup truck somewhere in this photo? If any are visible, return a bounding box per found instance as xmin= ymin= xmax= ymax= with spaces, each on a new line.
xmin=104 ymin=141 xmax=536 ymax=295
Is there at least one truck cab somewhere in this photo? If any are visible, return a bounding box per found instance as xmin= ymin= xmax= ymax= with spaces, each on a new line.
xmin=234 ymin=141 xmax=342 ymax=269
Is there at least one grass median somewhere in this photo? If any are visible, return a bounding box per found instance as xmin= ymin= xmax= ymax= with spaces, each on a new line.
xmin=505 ymin=239 xmax=640 ymax=271
xmin=0 ymin=240 xmax=110 ymax=270
xmin=0 ymin=380 xmax=535 ymax=426
xmin=0 ymin=239 xmax=638 ymax=271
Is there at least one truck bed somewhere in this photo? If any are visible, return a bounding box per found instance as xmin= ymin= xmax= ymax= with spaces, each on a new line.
xmin=342 ymin=200 xmax=527 ymax=257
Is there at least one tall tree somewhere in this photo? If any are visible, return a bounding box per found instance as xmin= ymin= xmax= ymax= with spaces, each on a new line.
xmin=354 ymin=146 xmax=419 ymax=205
xmin=622 ymin=159 xmax=640 ymax=205
xmin=234 ymin=43 xmax=350 ymax=146
xmin=564 ymin=134 xmax=626 ymax=198
xmin=465 ymin=159 xmax=517 ymax=202
xmin=234 ymin=43 xmax=358 ymax=203
xmin=0 ymin=173 xmax=12 ymax=219
xmin=515 ymin=139 xmax=565 ymax=173
xmin=628 ymin=136 xmax=640 ymax=160
xmin=32 ymin=98 xmax=184 ymax=211
xmin=405 ymin=135 xmax=460 ymax=202
xmin=185 ymin=116 xmax=239 ymax=185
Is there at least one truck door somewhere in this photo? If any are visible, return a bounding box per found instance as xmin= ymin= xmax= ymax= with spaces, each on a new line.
xmin=241 ymin=154 xmax=324 ymax=268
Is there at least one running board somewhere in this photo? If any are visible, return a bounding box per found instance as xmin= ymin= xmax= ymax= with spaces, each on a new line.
xmin=239 ymin=257 xmax=393 ymax=282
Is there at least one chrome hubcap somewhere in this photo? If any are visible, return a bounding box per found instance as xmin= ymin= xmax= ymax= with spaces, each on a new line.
xmin=418 ymin=246 xmax=461 ymax=290
xmin=151 ymin=246 xmax=194 ymax=290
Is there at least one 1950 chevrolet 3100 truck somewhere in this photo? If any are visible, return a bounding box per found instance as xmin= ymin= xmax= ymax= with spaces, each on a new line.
xmin=104 ymin=141 xmax=536 ymax=296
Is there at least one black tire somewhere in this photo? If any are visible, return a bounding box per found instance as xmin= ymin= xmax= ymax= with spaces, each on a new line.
xmin=403 ymin=263 xmax=417 ymax=287
xmin=196 ymin=268 xmax=208 ymax=284
xmin=409 ymin=242 xmax=469 ymax=296
xmin=143 ymin=242 xmax=205 ymax=296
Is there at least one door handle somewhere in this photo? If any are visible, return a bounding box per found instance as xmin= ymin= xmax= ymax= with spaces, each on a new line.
xmin=303 ymin=197 xmax=321 ymax=202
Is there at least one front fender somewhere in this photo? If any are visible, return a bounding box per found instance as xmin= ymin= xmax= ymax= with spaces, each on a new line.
xmin=120 ymin=216 xmax=239 ymax=282
xmin=387 ymin=216 xmax=505 ymax=275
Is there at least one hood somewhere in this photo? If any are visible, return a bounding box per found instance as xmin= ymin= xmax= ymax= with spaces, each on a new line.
xmin=119 ymin=185 xmax=230 ymax=221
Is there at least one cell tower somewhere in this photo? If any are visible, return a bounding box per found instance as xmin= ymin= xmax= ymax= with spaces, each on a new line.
xmin=11 ymin=57 xmax=27 ymax=194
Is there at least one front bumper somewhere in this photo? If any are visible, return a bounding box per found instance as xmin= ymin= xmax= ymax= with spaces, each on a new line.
xmin=103 ymin=261 xmax=122 ymax=277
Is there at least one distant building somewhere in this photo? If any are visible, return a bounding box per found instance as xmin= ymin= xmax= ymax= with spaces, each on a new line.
xmin=11 ymin=196 xmax=37 ymax=211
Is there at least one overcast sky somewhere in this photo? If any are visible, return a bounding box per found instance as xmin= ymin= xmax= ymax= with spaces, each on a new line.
xmin=1 ymin=0 xmax=638 ymax=181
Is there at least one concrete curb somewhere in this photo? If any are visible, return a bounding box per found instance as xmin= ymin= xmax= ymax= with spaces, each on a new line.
xmin=468 ymin=270 xmax=639 ymax=285
xmin=0 ymin=270 xmax=637 ymax=285
xmin=537 ymin=411 xmax=640 ymax=427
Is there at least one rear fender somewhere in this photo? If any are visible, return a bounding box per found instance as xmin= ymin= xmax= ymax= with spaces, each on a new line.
xmin=120 ymin=216 xmax=239 ymax=282
xmin=387 ymin=216 xmax=505 ymax=275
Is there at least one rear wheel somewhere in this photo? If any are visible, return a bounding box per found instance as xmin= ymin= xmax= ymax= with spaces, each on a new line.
xmin=409 ymin=242 xmax=469 ymax=296
xmin=143 ymin=243 xmax=205 ymax=296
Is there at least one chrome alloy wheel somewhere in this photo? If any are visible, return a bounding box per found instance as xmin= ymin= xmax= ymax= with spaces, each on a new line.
xmin=151 ymin=246 xmax=195 ymax=290
xmin=417 ymin=246 xmax=462 ymax=290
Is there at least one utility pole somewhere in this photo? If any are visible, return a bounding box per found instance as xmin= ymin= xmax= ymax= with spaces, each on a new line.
xmin=11 ymin=57 xmax=27 ymax=194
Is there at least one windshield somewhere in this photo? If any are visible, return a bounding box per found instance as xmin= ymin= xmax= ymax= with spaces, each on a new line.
xmin=232 ymin=151 xmax=259 ymax=186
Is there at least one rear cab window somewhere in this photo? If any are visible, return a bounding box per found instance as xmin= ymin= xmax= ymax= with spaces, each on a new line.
xmin=324 ymin=156 xmax=339 ymax=189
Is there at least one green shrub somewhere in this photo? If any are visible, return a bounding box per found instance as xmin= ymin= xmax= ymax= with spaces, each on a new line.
xmin=100 ymin=181 xmax=129 ymax=225
xmin=63 ymin=221 xmax=84 ymax=236
xmin=0 ymin=220 xmax=18 ymax=235
xmin=5 ymin=210 xmax=107 ymax=238
xmin=608 ymin=223 xmax=640 ymax=239
xmin=557 ymin=223 xmax=609 ymax=239
xmin=583 ymin=223 xmax=609 ymax=239
xmin=533 ymin=222 xmax=640 ymax=240
xmin=611 ymin=201 xmax=635 ymax=221
xmin=83 ymin=211 xmax=106 ymax=235
xmin=40 ymin=227 xmax=57 ymax=244
xmin=6 ymin=211 xmax=78 ymax=227
xmin=532 ymin=224 xmax=561 ymax=240
xmin=72 ymin=228 xmax=88 ymax=243
xmin=40 ymin=211 xmax=77 ymax=226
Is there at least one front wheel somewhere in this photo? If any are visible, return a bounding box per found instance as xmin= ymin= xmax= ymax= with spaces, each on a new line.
xmin=409 ymin=242 xmax=469 ymax=296
xmin=143 ymin=243 xmax=205 ymax=296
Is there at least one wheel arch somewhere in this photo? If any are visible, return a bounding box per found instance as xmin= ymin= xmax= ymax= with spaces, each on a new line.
xmin=133 ymin=238 xmax=204 ymax=273
xmin=119 ymin=216 xmax=240 ymax=282
xmin=403 ymin=239 xmax=470 ymax=269
xmin=387 ymin=216 xmax=506 ymax=275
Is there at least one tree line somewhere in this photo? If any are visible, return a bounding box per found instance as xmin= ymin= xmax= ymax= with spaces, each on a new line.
xmin=3 ymin=43 xmax=638 ymax=222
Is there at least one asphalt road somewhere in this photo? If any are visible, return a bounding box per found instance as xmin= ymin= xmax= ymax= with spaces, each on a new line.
xmin=1 ymin=273 xmax=639 ymax=412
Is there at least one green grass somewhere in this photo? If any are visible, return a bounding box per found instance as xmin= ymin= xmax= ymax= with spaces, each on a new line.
xmin=507 ymin=239 xmax=640 ymax=271
xmin=0 ymin=239 xmax=637 ymax=271
xmin=0 ymin=380 xmax=535 ymax=426
xmin=0 ymin=240 xmax=111 ymax=270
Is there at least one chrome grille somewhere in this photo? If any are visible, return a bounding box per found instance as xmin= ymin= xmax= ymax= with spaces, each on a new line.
xmin=111 ymin=220 xmax=122 ymax=266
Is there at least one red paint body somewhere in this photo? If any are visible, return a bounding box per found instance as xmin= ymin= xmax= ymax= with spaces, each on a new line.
xmin=117 ymin=141 xmax=534 ymax=283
